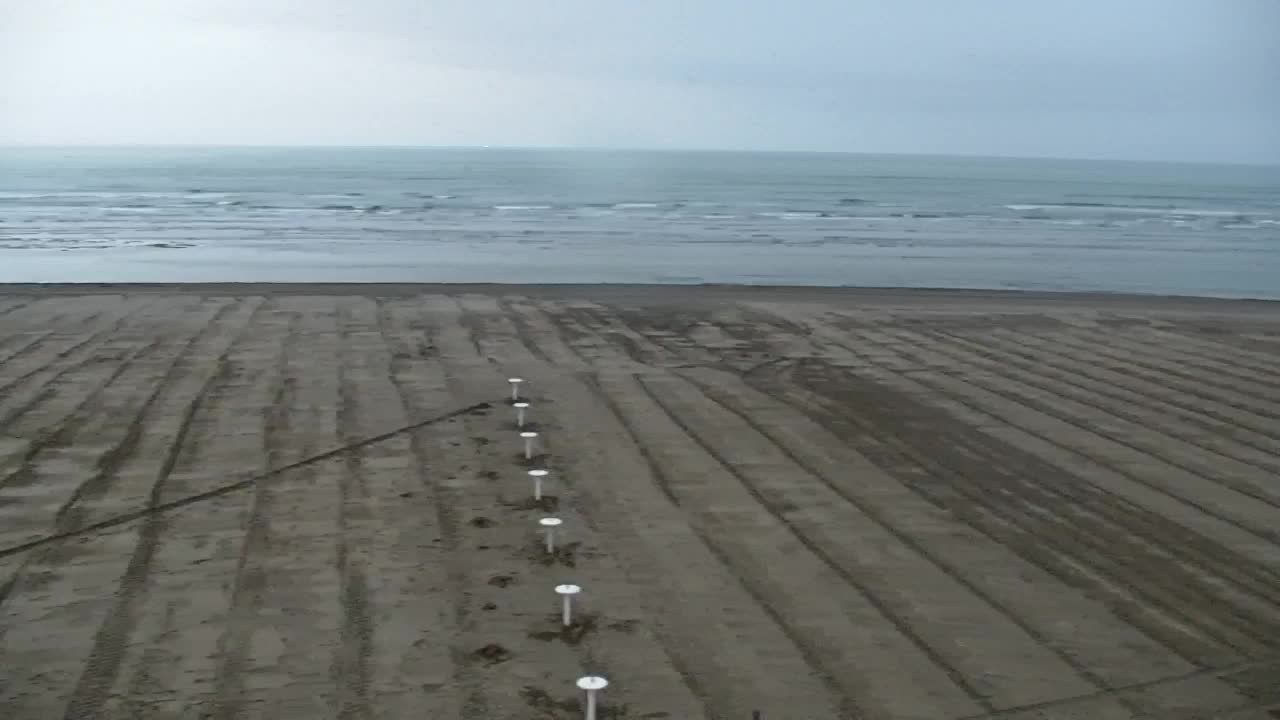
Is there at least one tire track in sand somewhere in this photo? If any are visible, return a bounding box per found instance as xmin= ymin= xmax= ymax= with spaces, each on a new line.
xmin=0 ymin=298 xmax=160 ymax=457
xmin=92 ymin=299 xmax=291 ymax=718
xmin=56 ymin=298 xmax=265 ymax=719
xmin=0 ymin=296 xmax=142 ymax=396
xmin=209 ymin=297 xmax=347 ymax=719
xmin=383 ymin=296 xmax=518 ymax=720
xmin=0 ymin=298 xmax=230 ymax=565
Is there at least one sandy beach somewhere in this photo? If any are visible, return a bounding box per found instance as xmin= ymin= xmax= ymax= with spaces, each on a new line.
xmin=1 ymin=284 xmax=1279 ymax=720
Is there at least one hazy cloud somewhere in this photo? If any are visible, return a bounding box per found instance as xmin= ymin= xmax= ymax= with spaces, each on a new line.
xmin=2 ymin=0 xmax=1277 ymax=162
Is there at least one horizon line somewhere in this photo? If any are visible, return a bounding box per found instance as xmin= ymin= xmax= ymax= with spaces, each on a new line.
xmin=2 ymin=143 xmax=1277 ymax=168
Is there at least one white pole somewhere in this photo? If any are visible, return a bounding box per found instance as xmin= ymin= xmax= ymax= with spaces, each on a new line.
xmin=528 ymin=469 xmax=548 ymax=500
xmin=509 ymin=377 xmax=523 ymax=400
xmin=577 ymin=676 xmax=608 ymax=720
xmin=539 ymin=517 xmax=562 ymax=553
xmin=556 ymin=585 xmax=580 ymax=627
xmin=521 ymin=431 xmax=538 ymax=460
xmin=514 ymin=402 xmax=530 ymax=428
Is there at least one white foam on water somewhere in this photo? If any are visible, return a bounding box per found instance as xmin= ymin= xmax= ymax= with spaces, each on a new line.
xmin=494 ymin=205 xmax=552 ymax=210
xmin=1168 ymin=209 xmax=1249 ymax=217
xmin=614 ymin=202 xmax=660 ymax=209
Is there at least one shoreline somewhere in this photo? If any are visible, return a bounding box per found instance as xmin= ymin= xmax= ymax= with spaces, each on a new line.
xmin=2 ymin=282 xmax=1279 ymax=309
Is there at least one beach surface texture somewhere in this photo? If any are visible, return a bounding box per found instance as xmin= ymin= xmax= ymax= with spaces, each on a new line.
xmin=1 ymin=284 xmax=1279 ymax=719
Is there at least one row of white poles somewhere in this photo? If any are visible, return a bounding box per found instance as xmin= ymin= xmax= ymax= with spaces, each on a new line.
xmin=507 ymin=378 xmax=609 ymax=720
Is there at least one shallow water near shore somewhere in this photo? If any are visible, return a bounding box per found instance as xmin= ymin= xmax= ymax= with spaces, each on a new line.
xmin=2 ymin=146 xmax=1278 ymax=297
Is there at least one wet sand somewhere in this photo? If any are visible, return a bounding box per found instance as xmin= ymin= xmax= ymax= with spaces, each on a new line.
xmin=1 ymin=284 xmax=1279 ymax=719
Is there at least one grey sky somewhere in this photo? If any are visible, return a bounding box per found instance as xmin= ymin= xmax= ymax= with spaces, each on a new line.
xmin=2 ymin=0 xmax=1277 ymax=163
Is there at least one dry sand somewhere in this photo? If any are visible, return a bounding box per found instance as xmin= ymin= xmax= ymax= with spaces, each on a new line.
xmin=0 ymin=284 xmax=1278 ymax=720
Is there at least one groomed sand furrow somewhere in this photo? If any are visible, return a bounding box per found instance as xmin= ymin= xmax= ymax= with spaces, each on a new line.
xmin=1121 ymin=326 xmax=1280 ymax=379
xmin=524 ymin=387 xmax=718 ymax=720
xmin=679 ymin=367 xmax=1200 ymax=688
xmin=757 ymin=308 xmax=1280 ymax=572
xmin=1046 ymin=328 xmax=1280 ymax=405
xmin=0 ymin=329 xmax=53 ymax=366
xmin=660 ymin=368 xmax=1150 ymax=711
xmin=376 ymin=299 xmax=471 ymax=719
xmin=0 ymin=299 xmax=36 ymax=320
xmin=496 ymin=297 xmax=586 ymax=368
xmin=0 ymin=336 xmax=164 ymax=499
xmin=48 ymin=297 xmax=264 ymax=718
xmin=906 ymin=334 xmax=1280 ymax=605
xmin=792 ymin=354 xmax=1267 ymax=666
xmin=534 ymin=299 xmax=648 ymax=371
xmin=0 ymin=296 xmax=143 ymax=395
xmin=563 ymin=302 xmax=678 ymax=367
xmin=612 ymin=306 xmax=730 ymax=369
xmin=839 ymin=328 xmax=1280 ymax=654
xmin=52 ymin=300 xmax=246 ymax=532
xmin=0 ymin=298 xmax=156 ymax=430
xmin=880 ymin=327 xmax=1280 ymax=540
xmin=95 ymin=298 xmax=289 ymax=717
xmin=207 ymin=302 xmax=302 ymax=718
xmin=940 ymin=329 xmax=1280 ymax=463
xmin=3 ymin=288 xmax=1279 ymax=720
xmin=762 ymin=361 xmax=1243 ymax=670
xmin=333 ymin=299 xmax=377 ymax=720
xmin=454 ymin=295 xmax=544 ymax=367
xmin=0 ymin=299 xmax=230 ymax=550
xmin=744 ymin=307 xmax=1268 ymax=669
xmin=492 ymin=298 xmax=557 ymax=365
xmin=586 ymin=372 xmax=865 ymax=719
xmin=847 ymin=326 xmax=1280 ymax=546
xmin=637 ymin=371 xmax=1003 ymax=715
xmin=406 ymin=296 xmax=593 ymax=720
xmin=453 ymin=297 xmax=715 ymax=719
xmin=738 ymin=368 xmax=1272 ymax=717
xmin=991 ymin=329 xmax=1280 ymax=436
xmin=0 ymin=297 xmax=85 ymax=359
xmin=215 ymin=298 xmax=355 ymax=717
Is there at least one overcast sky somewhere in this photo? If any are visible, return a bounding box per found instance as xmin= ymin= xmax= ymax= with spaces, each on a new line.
xmin=1 ymin=0 xmax=1277 ymax=163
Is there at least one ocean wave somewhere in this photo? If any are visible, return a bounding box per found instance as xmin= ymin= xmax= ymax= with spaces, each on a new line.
xmin=614 ymin=202 xmax=660 ymax=209
xmin=494 ymin=205 xmax=552 ymax=210
xmin=1168 ymin=209 xmax=1249 ymax=217
xmin=1004 ymin=203 xmax=1261 ymax=221
xmin=760 ymin=211 xmax=825 ymax=219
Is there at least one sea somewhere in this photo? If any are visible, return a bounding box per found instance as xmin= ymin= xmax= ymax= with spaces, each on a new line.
xmin=2 ymin=146 xmax=1278 ymax=298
